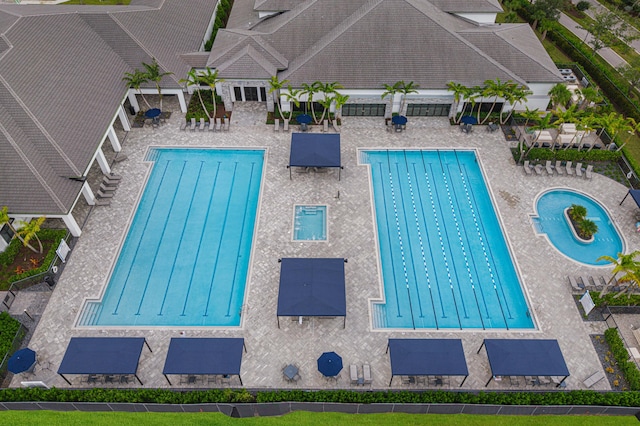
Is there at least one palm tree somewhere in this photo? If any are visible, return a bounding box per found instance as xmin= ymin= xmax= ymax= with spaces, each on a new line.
xmin=501 ymin=84 xmax=532 ymax=125
xmin=577 ymin=86 xmax=603 ymax=111
xmin=317 ymin=81 xmax=343 ymax=123
xmin=520 ymin=107 xmax=541 ymax=129
xmin=578 ymin=219 xmax=598 ymax=239
xmin=268 ymin=76 xmax=289 ymax=121
xmin=282 ymin=85 xmax=301 ymax=119
xmin=17 ymin=217 xmax=45 ymax=254
xmin=398 ymin=81 xmax=419 ymax=115
xmin=595 ymin=112 xmax=636 ymax=151
xmin=481 ymin=78 xmax=510 ymax=125
xmin=301 ymin=81 xmax=322 ymax=123
xmin=548 ymin=83 xmax=572 ymax=109
xmin=179 ymin=69 xmax=208 ymax=118
xmin=198 ymin=67 xmax=223 ymax=119
xmin=446 ymin=81 xmax=468 ymax=123
xmin=142 ymin=58 xmax=174 ymax=110
xmin=381 ymin=82 xmax=401 ymax=118
xmin=597 ymin=251 xmax=640 ymax=296
xmin=122 ymin=69 xmax=151 ymax=110
xmin=331 ymin=92 xmax=350 ymax=131
xmin=569 ymin=204 xmax=587 ymax=221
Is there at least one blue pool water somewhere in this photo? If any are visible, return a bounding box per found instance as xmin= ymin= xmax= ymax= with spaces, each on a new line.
xmin=294 ymin=205 xmax=327 ymax=241
xmin=78 ymin=148 xmax=264 ymax=327
xmin=362 ymin=150 xmax=533 ymax=329
xmin=532 ymin=189 xmax=623 ymax=266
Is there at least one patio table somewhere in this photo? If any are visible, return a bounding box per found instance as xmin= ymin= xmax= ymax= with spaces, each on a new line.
xmin=283 ymin=364 xmax=298 ymax=381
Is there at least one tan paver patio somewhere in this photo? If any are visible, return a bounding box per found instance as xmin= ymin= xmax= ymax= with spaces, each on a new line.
xmin=13 ymin=100 xmax=640 ymax=391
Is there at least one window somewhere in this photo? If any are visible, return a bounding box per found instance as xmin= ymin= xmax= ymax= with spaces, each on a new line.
xmin=0 ymin=223 xmax=13 ymax=244
xmin=244 ymin=87 xmax=259 ymax=101
xmin=260 ymin=87 xmax=267 ymax=102
xmin=406 ymin=104 xmax=451 ymax=117
xmin=341 ymin=103 xmax=386 ymax=116
xmin=233 ymin=87 xmax=242 ymax=101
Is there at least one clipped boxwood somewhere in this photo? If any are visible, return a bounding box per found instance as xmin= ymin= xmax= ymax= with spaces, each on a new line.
xmin=526 ymin=148 xmax=621 ymax=162
xmin=591 ymin=291 xmax=640 ymax=307
xmin=605 ymin=328 xmax=640 ymax=390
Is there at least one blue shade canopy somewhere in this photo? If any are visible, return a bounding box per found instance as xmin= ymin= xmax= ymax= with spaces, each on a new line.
xmin=392 ymin=115 xmax=408 ymax=125
xmin=460 ymin=115 xmax=478 ymax=125
xmin=163 ymin=338 xmax=244 ymax=376
xmin=277 ymin=258 xmax=346 ymax=317
xmin=57 ymin=337 xmax=145 ymax=375
xmin=296 ymin=114 xmax=312 ymax=124
xmin=144 ymin=108 xmax=161 ymax=118
xmin=388 ymin=339 xmax=468 ymax=377
xmin=484 ymin=339 xmax=570 ymax=377
xmin=317 ymin=351 xmax=343 ymax=377
xmin=289 ymin=133 xmax=341 ymax=168
xmin=8 ymin=348 xmax=36 ymax=374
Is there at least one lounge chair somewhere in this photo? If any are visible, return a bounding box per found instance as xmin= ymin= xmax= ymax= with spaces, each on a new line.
xmin=180 ymin=120 xmax=187 ymax=131
xmin=99 ymin=183 xmax=116 ymax=193
xmin=102 ymin=176 xmax=119 ymax=186
xmin=189 ymin=117 xmax=197 ymax=131
xmin=215 ymin=118 xmax=222 ymax=131
xmin=523 ymin=160 xmax=532 ymax=175
xmin=94 ymin=199 xmax=110 ymax=206
xmin=581 ymin=276 xmax=594 ymax=291
xmin=555 ymin=161 xmax=565 ymax=175
xmin=284 ymin=118 xmax=289 ymax=132
xmin=106 ymin=173 xmax=122 ymax=180
xmin=323 ymin=119 xmax=329 ymax=132
xmin=199 ymin=118 xmax=206 ymax=131
xmin=568 ymin=276 xmax=583 ymax=293
xmin=566 ymin=161 xmax=574 ymax=176
xmin=350 ymin=364 xmax=358 ymax=385
xmin=589 ymin=275 xmax=604 ymax=291
xmin=585 ymin=164 xmax=593 ymax=179
xmin=575 ymin=162 xmax=583 ymax=178
xmin=534 ymin=164 xmax=543 ymax=175
xmin=114 ymin=153 xmax=128 ymax=163
xmin=274 ymin=118 xmax=280 ymax=132
xmin=96 ymin=190 xmax=113 ymax=199
xmin=222 ymin=117 xmax=229 ymax=131
xmin=545 ymin=160 xmax=554 ymax=175
xmin=363 ymin=364 xmax=372 ymax=385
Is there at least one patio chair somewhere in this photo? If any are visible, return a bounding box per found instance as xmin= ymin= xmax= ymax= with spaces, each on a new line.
xmin=106 ymin=173 xmax=122 ymax=180
xmin=350 ymin=364 xmax=359 ymax=385
xmin=581 ymin=276 xmax=595 ymax=291
xmin=99 ymin=183 xmax=116 ymax=193
xmin=565 ymin=161 xmax=574 ymax=176
xmin=215 ymin=118 xmax=222 ymax=131
xmin=323 ymin=119 xmax=329 ymax=132
xmin=538 ymin=376 xmax=551 ymax=386
xmin=180 ymin=120 xmax=188 ymax=131
xmin=284 ymin=118 xmax=290 ymax=132
xmin=363 ymin=364 xmax=372 ymax=385
xmin=509 ymin=376 xmax=522 ymax=387
xmin=199 ymin=118 xmax=206 ymax=131
xmin=96 ymin=190 xmax=113 ymax=199
xmin=86 ymin=374 xmax=100 ymax=384
xmin=585 ymin=164 xmax=593 ymax=179
xmin=575 ymin=162 xmax=583 ymax=178
xmin=523 ymin=160 xmax=532 ymax=175
xmin=104 ymin=375 xmax=116 ymax=384
xmin=589 ymin=275 xmax=604 ymax=291
xmin=274 ymin=118 xmax=280 ymax=132
xmin=555 ymin=161 xmax=565 ymax=175
xmin=222 ymin=117 xmax=229 ymax=131
xmin=102 ymin=176 xmax=120 ymax=186
xmin=534 ymin=164 xmax=543 ymax=175
xmin=114 ymin=153 xmax=128 ymax=163
xmin=487 ymin=122 xmax=499 ymax=132
xmin=525 ymin=376 xmax=538 ymax=386
xmin=545 ymin=160 xmax=554 ymax=175
xmin=568 ymin=276 xmax=584 ymax=293
xmin=189 ymin=117 xmax=197 ymax=131
xmin=94 ymin=199 xmax=110 ymax=207
xmin=208 ymin=119 xmax=215 ymax=131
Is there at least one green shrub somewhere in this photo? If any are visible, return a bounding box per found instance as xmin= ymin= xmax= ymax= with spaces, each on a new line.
xmin=0 ymin=237 xmax=21 ymax=268
xmin=0 ymin=312 xmax=21 ymax=362
xmin=591 ymin=291 xmax=640 ymax=307
xmin=526 ymin=148 xmax=621 ymax=162
xmin=576 ymin=1 xmax=591 ymax=11
xmin=205 ymin=0 xmax=235 ymax=52
xmin=605 ymin=328 xmax=640 ymax=390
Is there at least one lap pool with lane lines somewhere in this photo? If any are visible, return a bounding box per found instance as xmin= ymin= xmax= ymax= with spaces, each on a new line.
xmin=361 ymin=150 xmax=534 ymax=330
xmin=78 ymin=148 xmax=264 ymax=327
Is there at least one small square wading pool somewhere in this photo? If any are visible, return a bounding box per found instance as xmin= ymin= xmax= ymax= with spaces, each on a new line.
xmin=293 ymin=205 xmax=327 ymax=241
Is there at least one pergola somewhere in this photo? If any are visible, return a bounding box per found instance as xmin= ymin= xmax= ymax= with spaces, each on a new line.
xmin=287 ymin=133 xmax=342 ymax=180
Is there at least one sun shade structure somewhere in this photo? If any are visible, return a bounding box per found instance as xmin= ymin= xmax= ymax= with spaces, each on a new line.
xmin=479 ymin=339 xmax=569 ymax=387
xmin=277 ymin=258 xmax=347 ymax=328
xmin=287 ymin=133 xmax=342 ymax=180
xmin=8 ymin=348 xmax=37 ymax=374
xmin=387 ymin=339 xmax=469 ymax=386
xmin=57 ymin=337 xmax=151 ymax=385
xmin=619 ymin=189 xmax=640 ymax=208
xmin=162 ymin=337 xmax=246 ymax=386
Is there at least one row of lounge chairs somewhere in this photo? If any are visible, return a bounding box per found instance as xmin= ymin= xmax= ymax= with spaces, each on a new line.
xmin=274 ymin=118 xmax=290 ymax=132
xmin=95 ymin=173 xmax=122 ymax=206
xmin=568 ymin=275 xmax=624 ymax=294
xmin=180 ymin=117 xmax=229 ymax=132
xmin=523 ymin=160 xmax=593 ymax=179
xmin=349 ymin=364 xmax=372 ymax=386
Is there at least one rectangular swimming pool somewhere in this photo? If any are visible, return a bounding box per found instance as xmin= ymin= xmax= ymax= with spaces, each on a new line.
xmin=361 ymin=149 xmax=533 ymax=329
xmin=78 ymin=148 xmax=264 ymax=327
xmin=293 ymin=205 xmax=327 ymax=241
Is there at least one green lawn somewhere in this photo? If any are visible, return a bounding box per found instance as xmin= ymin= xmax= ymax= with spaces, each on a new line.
xmin=0 ymin=411 xmax=636 ymax=425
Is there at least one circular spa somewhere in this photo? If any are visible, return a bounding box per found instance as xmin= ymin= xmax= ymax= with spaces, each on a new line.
xmin=531 ymin=189 xmax=624 ymax=266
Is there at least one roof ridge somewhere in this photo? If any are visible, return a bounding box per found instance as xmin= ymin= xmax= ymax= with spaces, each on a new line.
xmin=252 ymin=35 xmax=288 ymax=68
xmin=217 ymin=44 xmax=276 ymax=76
xmin=0 ymin=73 xmax=81 ymax=177
xmin=282 ymin=0 xmax=382 ymax=79
xmin=0 ymin=34 xmax=12 ymax=61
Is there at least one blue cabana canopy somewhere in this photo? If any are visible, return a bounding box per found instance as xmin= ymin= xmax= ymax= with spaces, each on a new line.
xmin=277 ymin=258 xmax=346 ymax=328
xmin=162 ymin=337 xmax=246 ymax=386
xmin=480 ymin=339 xmax=570 ymax=387
xmin=288 ymin=133 xmax=342 ymax=180
xmin=387 ymin=339 xmax=468 ymax=386
xmin=58 ymin=337 xmax=151 ymax=385
xmin=620 ymin=189 xmax=640 ymax=208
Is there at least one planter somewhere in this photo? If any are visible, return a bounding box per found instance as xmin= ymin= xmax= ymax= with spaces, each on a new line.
xmin=564 ymin=208 xmax=594 ymax=243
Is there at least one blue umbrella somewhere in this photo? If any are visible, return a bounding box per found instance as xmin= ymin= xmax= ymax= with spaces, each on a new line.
xmin=8 ymin=348 xmax=36 ymax=374
xmin=460 ymin=115 xmax=477 ymax=125
xmin=296 ymin=114 xmax=312 ymax=125
xmin=392 ymin=115 xmax=408 ymax=125
xmin=144 ymin=108 xmax=162 ymax=119
xmin=317 ymin=351 xmax=343 ymax=377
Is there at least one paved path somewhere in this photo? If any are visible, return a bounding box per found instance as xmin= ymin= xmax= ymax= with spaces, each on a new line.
xmin=10 ymin=97 xmax=640 ymax=392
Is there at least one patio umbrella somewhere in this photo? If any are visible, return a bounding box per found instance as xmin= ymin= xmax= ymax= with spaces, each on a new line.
xmin=317 ymin=351 xmax=343 ymax=377
xmin=8 ymin=348 xmax=36 ymax=374
xmin=460 ymin=116 xmax=477 ymax=125
xmin=392 ymin=115 xmax=408 ymax=125
xmin=296 ymin=114 xmax=312 ymax=125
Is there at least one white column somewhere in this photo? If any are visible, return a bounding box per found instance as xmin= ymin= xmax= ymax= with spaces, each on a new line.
xmin=95 ymin=149 xmax=111 ymax=175
xmin=177 ymin=91 xmax=187 ymax=113
xmin=118 ymin=105 xmax=131 ymax=132
xmin=62 ymin=214 xmax=82 ymax=237
xmin=127 ymin=90 xmax=140 ymax=113
xmin=107 ymin=126 xmax=122 ymax=152
xmin=81 ymin=182 xmax=95 ymax=206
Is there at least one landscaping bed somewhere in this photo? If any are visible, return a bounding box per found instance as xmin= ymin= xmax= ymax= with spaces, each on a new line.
xmin=591 ymin=334 xmax=630 ymax=390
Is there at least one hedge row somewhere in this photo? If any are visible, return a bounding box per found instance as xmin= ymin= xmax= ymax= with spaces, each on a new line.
xmin=2 ymin=388 xmax=640 ymax=406
xmin=525 ymin=147 xmax=621 ymax=162
xmin=204 ymin=0 xmax=233 ymax=51
xmin=0 ymin=312 xmax=21 ymax=365
xmin=591 ymin=292 xmax=640 ymax=307
xmin=604 ymin=328 xmax=640 ymax=391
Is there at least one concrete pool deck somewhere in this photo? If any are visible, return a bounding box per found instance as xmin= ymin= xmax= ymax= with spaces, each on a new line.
xmin=13 ymin=101 xmax=640 ymax=391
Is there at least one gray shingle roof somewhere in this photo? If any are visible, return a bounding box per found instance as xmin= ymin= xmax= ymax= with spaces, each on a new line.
xmin=217 ymin=45 xmax=278 ymax=78
xmin=212 ymin=0 xmax=561 ymax=89
xmin=254 ymin=0 xmax=303 ymax=11
xmin=0 ymin=1 xmax=216 ymax=215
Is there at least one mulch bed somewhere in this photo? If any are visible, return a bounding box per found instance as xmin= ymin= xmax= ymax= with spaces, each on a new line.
xmin=573 ymin=294 xmax=605 ymax=322
xmin=590 ymin=334 xmax=631 ymax=391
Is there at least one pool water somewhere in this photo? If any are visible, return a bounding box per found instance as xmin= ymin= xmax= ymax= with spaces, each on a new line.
xmin=532 ymin=189 xmax=624 ymax=266
xmin=293 ymin=205 xmax=327 ymax=241
xmin=78 ymin=148 xmax=264 ymax=327
xmin=362 ymin=149 xmax=533 ymax=330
